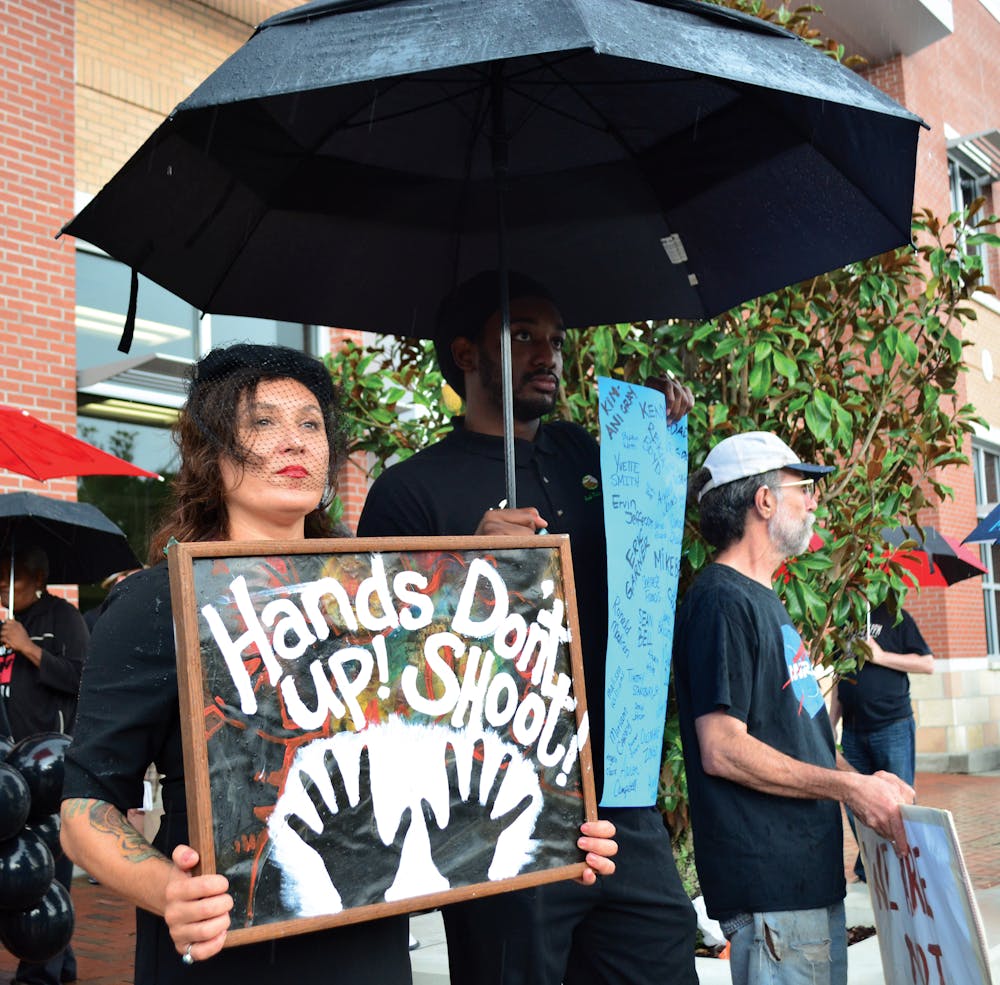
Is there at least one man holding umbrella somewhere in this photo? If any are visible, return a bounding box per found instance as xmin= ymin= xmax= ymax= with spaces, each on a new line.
xmin=358 ymin=271 xmax=698 ymax=985
xmin=0 ymin=546 xmax=88 ymax=985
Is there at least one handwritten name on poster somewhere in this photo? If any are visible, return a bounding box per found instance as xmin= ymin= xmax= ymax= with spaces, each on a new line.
xmin=857 ymin=806 xmax=993 ymax=985
xmin=169 ymin=539 xmax=594 ymax=946
xmin=597 ymin=377 xmax=687 ymax=807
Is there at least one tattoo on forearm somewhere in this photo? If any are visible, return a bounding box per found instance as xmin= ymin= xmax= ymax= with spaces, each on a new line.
xmin=67 ymin=798 xmax=166 ymax=864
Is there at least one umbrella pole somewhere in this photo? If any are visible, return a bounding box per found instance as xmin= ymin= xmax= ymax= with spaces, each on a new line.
xmin=1 ymin=545 xmax=13 ymax=737
xmin=492 ymin=63 xmax=518 ymax=510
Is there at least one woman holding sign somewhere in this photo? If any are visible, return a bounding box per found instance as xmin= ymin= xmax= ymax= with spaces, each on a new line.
xmin=60 ymin=344 xmax=615 ymax=985
xmin=58 ymin=344 xmax=418 ymax=984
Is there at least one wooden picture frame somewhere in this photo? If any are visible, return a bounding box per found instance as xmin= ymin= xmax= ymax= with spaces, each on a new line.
xmin=167 ymin=535 xmax=595 ymax=947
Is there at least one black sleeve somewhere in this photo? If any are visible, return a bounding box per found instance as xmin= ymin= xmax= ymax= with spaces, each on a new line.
xmin=357 ymin=464 xmax=437 ymax=537
xmin=62 ymin=566 xmax=178 ymax=811
xmin=898 ymin=610 xmax=932 ymax=656
xmin=36 ymin=599 xmax=89 ymax=697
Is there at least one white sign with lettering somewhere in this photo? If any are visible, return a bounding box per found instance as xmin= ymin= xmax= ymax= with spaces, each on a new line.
xmin=857 ymin=805 xmax=992 ymax=985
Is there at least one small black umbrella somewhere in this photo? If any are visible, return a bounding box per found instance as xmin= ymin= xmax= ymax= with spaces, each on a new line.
xmin=63 ymin=0 xmax=923 ymax=503
xmin=0 ymin=493 xmax=142 ymax=590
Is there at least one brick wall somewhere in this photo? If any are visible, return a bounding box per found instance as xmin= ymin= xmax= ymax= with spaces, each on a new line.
xmin=0 ymin=0 xmax=76 ymax=503
xmin=72 ymin=0 xmax=374 ymax=524
xmin=75 ymin=0 xmax=297 ymax=195
xmin=858 ymin=0 xmax=1000 ymax=666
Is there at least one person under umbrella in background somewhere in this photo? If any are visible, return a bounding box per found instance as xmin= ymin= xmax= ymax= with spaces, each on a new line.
xmin=829 ymin=599 xmax=935 ymax=883
xmin=0 ymin=545 xmax=88 ymax=985
xmin=0 ymin=547 xmax=88 ymax=741
xmin=358 ymin=272 xmax=696 ymax=985
xmin=59 ymin=342 xmax=620 ymax=985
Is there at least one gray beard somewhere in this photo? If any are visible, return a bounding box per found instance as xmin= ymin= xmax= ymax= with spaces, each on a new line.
xmin=769 ymin=509 xmax=814 ymax=558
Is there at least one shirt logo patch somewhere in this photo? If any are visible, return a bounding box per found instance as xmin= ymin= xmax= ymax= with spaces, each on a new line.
xmin=781 ymin=624 xmax=824 ymax=718
xmin=582 ymin=474 xmax=599 ymax=491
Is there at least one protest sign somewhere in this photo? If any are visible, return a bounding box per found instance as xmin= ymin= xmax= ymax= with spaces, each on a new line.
xmin=597 ymin=377 xmax=687 ymax=807
xmin=168 ymin=536 xmax=594 ymax=947
xmin=857 ymin=805 xmax=992 ymax=985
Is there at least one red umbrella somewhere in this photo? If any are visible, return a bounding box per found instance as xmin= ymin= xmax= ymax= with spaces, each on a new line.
xmin=0 ymin=407 xmax=161 ymax=482
xmin=880 ymin=525 xmax=986 ymax=588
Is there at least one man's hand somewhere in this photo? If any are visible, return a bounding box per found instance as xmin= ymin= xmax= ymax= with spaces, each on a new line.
xmin=421 ymin=739 xmax=533 ymax=885
xmin=864 ymin=637 xmax=935 ymax=675
xmin=646 ymin=375 xmax=694 ymax=423
xmin=287 ymin=746 xmax=412 ymax=909
xmin=866 ymin=636 xmax=887 ymax=665
xmin=164 ymin=844 xmax=233 ymax=963
xmin=474 ymin=506 xmax=547 ymax=537
xmin=0 ymin=618 xmax=41 ymax=664
xmin=844 ymin=770 xmax=915 ymax=856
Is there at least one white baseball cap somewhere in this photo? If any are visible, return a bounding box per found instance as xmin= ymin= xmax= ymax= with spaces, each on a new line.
xmin=698 ymin=431 xmax=834 ymax=501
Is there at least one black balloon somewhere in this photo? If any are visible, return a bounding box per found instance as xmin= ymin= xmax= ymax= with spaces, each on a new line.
xmin=6 ymin=733 xmax=71 ymax=822
xmin=25 ymin=813 xmax=62 ymax=862
xmin=0 ymin=878 xmax=74 ymax=962
xmin=0 ymin=762 xmax=31 ymax=841
xmin=0 ymin=829 xmax=54 ymax=910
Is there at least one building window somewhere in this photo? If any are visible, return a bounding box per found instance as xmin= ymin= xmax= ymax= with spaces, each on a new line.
xmin=74 ymin=248 xmax=322 ymax=608
xmin=76 ymin=247 xmax=318 ymax=370
xmin=947 ymin=132 xmax=1000 ymax=288
xmin=973 ymin=441 xmax=1000 ymax=654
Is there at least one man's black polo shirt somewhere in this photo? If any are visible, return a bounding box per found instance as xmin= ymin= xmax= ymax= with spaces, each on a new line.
xmin=357 ymin=417 xmax=612 ymax=796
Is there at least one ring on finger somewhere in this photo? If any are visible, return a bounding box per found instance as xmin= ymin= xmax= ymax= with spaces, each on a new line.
xmin=182 ymin=943 xmax=195 ymax=966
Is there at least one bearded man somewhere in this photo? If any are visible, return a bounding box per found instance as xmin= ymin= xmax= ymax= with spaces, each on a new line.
xmin=673 ymin=431 xmax=915 ymax=985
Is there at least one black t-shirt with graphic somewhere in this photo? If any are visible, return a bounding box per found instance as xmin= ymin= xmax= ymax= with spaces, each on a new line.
xmin=837 ymin=605 xmax=931 ymax=733
xmin=673 ymin=563 xmax=844 ymax=921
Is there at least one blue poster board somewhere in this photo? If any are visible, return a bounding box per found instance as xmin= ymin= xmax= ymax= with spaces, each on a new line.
xmin=597 ymin=377 xmax=687 ymax=807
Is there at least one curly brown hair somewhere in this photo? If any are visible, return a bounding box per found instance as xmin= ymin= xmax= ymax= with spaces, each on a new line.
xmin=147 ymin=345 xmax=348 ymax=562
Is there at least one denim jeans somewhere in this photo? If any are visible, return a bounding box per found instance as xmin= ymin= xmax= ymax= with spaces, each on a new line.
xmin=841 ymin=715 xmax=915 ymax=879
xmin=726 ymin=903 xmax=847 ymax=985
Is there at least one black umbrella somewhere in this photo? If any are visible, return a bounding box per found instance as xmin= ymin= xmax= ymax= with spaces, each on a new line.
xmin=0 ymin=493 xmax=142 ymax=591
xmin=63 ymin=0 xmax=923 ymax=503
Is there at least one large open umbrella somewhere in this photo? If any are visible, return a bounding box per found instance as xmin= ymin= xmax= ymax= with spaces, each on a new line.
xmin=881 ymin=525 xmax=986 ymax=588
xmin=0 ymin=493 xmax=142 ymax=590
xmin=0 ymin=407 xmax=161 ymax=482
xmin=63 ymin=0 xmax=923 ymax=504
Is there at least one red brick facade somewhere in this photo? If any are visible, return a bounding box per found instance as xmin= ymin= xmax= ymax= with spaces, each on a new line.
xmin=0 ymin=1 xmax=76 ymax=502
xmin=859 ymin=0 xmax=1000 ymax=667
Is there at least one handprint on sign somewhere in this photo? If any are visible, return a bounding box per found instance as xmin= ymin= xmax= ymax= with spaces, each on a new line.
xmin=287 ymin=745 xmax=412 ymax=910
xmin=421 ymin=739 xmax=534 ymax=886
